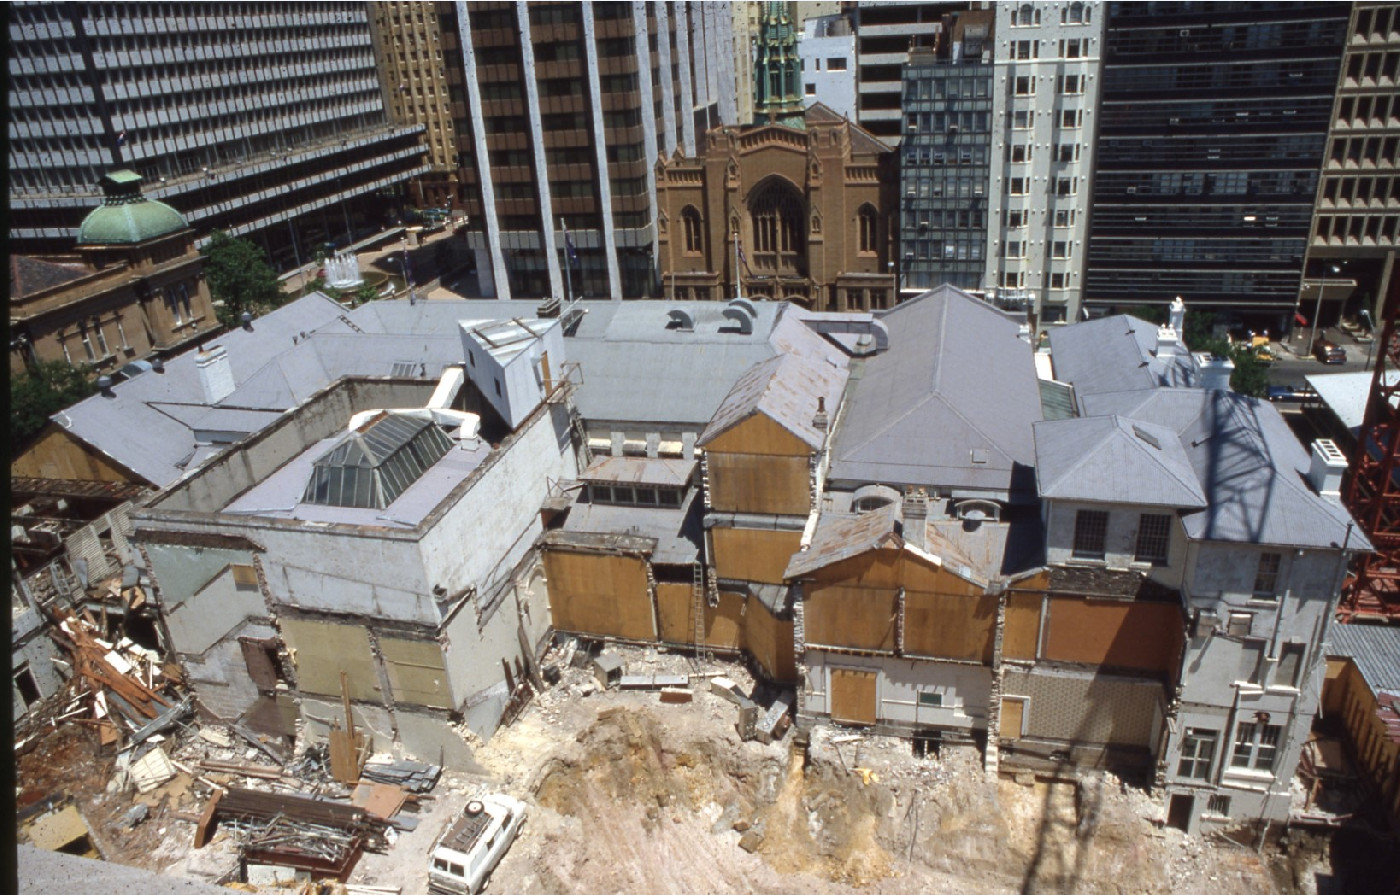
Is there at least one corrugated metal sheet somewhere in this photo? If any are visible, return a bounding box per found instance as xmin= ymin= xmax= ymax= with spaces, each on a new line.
xmin=1328 ymin=623 xmax=1400 ymax=693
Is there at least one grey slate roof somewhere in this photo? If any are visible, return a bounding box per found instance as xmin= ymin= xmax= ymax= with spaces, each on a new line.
xmin=1048 ymin=314 xmax=1199 ymax=397
xmin=828 ymin=285 xmax=1043 ymax=495
xmin=561 ymin=487 xmax=702 ymax=566
xmin=1327 ymin=622 xmax=1400 ymax=693
xmin=580 ymin=456 xmax=696 ymax=488
xmin=18 ymin=843 xmax=232 ymax=895
xmin=1034 ymin=414 xmax=1207 ymax=508
xmin=1077 ymin=387 xmax=1367 ymax=550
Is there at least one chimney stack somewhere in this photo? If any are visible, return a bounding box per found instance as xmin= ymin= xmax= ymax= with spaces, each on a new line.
xmin=1169 ymin=296 xmax=1186 ymax=337
xmin=196 ymin=345 xmax=236 ymax=404
xmin=1308 ymin=439 xmax=1347 ymax=496
xmin=813 ymin=396 xmax=829 ymax=432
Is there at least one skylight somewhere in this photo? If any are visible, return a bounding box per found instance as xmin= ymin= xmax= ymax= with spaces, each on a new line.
xmin=302 ymin=413 xmax=453 ymax=509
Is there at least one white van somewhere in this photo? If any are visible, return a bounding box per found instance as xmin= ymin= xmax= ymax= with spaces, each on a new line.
xmin=427 ymin=794 xmax=526 ymax=895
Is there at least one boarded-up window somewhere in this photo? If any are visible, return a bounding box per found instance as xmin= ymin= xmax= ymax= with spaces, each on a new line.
xmin=829 ymin=668 xmax=877 ymax=726
xmin=231 ymin=564 xmax=259 ymax=591
xmin=1000 ymin=697 xmax=1026 ymax=738
xmin=380 ymin=637 xmax=453 ymax=709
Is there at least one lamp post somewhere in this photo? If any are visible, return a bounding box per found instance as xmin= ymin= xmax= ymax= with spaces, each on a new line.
xmin=1307 ymin=264 xmax=1342 ymax=354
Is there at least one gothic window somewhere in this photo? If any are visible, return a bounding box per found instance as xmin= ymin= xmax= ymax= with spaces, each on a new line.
xmin=748 ymin=178 xmax=805 ymax=274
xmin=682 ymin=206 xmax=703 ymax=254
xmin=857 ymin=205 xmax=878 ymax=254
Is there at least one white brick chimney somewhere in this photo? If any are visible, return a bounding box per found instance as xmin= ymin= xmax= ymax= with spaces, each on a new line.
xmin=196 ymin=345 xmax=235 ymax=404
xmin=1308 ymin=439 xmax=1348 ymax=496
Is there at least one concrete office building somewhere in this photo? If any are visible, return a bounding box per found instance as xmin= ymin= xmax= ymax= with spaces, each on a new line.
xmin=7 ymin=2 xmax=429 ymax=268
xmin=1087 ymin=3 xmax=1350 ymax=323
xmin=852 ymin=1 xmax=969 ymax=146
xmin=404 ymin=1 xmax=735 ymax=301
xmin=1305 ymin=2 xmax=1400 ymax=326
xmin=988 ymin=1 xmax=1102 ymax=324
xmin=799 ymin=15 xmax=858 ymax=119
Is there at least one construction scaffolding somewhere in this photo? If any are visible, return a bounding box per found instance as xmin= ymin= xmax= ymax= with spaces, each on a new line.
xmin=1342 ymin=267 xmax=1400 ymax=621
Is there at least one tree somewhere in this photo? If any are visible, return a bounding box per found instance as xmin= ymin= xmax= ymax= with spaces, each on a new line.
xmin=202 ymin=231 xmax=285 ymax=328
xmin=11 ymin=360 xmax=96 ymax=454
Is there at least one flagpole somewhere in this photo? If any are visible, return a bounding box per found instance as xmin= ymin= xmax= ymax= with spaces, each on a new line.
xmin=734 ymin=232 xmax=744 ymax=301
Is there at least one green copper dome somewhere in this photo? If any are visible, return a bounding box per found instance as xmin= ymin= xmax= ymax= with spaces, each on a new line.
xmin=77 ymin=170 xmax=188 ymax=245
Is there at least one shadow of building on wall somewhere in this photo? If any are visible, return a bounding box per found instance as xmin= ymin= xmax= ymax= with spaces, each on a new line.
xmin=656 ymin=103 xmax=899 ymax=313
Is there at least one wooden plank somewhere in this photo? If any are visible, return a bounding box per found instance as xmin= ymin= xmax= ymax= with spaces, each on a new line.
xmin=711 ymin=527 xmax=803 ymax=584
xmin=543 ymin=550 xmax=655 ymax=640
xmin=829 ymin=668 xmax=877 ymax=726
xmin=194 ymin=789 xmax=224 ymax=848
xmin=705 ymin=451 xmax=811 ymax=515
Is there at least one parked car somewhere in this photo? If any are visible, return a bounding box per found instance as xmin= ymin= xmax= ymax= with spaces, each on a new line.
xmin=1268 ymin=384 xmax=1316 ymax=404
xmin=1313 ymin=339 xmax=1347 ymax=364
xmin=428 ymin=794 xmax=526 ymax=895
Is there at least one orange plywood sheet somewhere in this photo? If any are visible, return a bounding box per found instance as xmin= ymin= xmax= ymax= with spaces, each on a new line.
xmin=712 ymin=527 xmax=803 ymax=584
xmin=655 ymin=584 xmax=745 ymax=650
xmin=1003 ymin=591 xmax=1043 ymax=661
xmin=1042 ymin=598 xmax=1184 ymax=672
xmin=705 ymin=451 xmax=811 ymax=515
xmin=745 ymin=598 xmax=796 ymax=683
xmin=805 ymin=584 xmax=898 ymax=652
xmin=903 ymin=591 xmax=997 ymax=662
xmin=544 ymin=550 xmax=655 ymax=641
xmin=704 ymin=414 xmax=811 ymax=456
xmin=830 ymin=668 xmax=877 ymax=726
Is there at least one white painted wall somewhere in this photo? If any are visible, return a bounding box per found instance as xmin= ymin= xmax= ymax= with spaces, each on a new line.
xmin=799 ymin=26 xmax=856 ymax=118
xmin=1042 ymin=498 xmax=1188 ymax=587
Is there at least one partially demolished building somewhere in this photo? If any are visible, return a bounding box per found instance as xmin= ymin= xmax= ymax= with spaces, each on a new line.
xmin=17 ymin=285 xmax=1371 ymax=837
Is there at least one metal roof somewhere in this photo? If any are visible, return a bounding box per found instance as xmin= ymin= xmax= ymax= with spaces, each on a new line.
xmin=1305 ymin=369 xmax=1400 ymax=435
xmin=580 ymin=456 xmax=696 ymax=488
xmin=1034 ymin=415 xmax=1207 ymax=508
xmin=1327 ymin=622 xmax=1400 ymax=693
xmin=828 ymin=285 xmax=1043 ymax=495
xmin=1048 ymin=315 xmax=1199 ymax=397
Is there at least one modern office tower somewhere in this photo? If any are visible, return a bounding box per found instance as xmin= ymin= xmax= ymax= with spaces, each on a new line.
xmin=1087 ymin=3 xmax=1350 ymax=324
xmin=423 ymin=1 xmax=734 ymax=301
xmin=853 ymin=1 xmax=971 ymax=145
xmin=988 ymin=1 xmax=1103 ymax=324
xmin=8 ymin=2 xmax=428 ymax=269
xmin=369 ymin=3 xmax=459 ymax=210
xmin=734 ymin=2 xmax=763 ymax=127
xmin=799 ymin=14 xmax=858 ymax=118
xmin=1306 ymin=2 xmax=1400 ymax=324
xmin=900 ymin=13 xmax=995 ymax=293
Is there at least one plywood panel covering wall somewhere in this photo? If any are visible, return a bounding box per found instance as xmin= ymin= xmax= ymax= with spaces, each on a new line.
xmin=745 ymin=596 xmax=796 ymax=682
xmin=712 ymin=527 xmax=803 ymax=584
xmin=655 ymin=583 xmax=745 ymax=651
xmin=379 ymin=637 xmax=453 ymax=709
xmin=1043 ymin=598 xmax=1184 ymax=672
xmin=280 ymin=619 xmax=378 ymax=702
xmin=804 ymin=584 xmax=899 ymax=652
xmin=12 ymin=427 xmax=138 ymax=484
xmin=544 ymin=550 xmax=655 ymax=641
xmin=903 ymin=591 xmax=997 ymax=662
xmin=706 ymin=452 xmax=811 ymax=515
xmin=704 ymin=414 xmax=810 ymax=456
xmin=806 ymin=548 xmax=981 ymax=596
xmin=1003 ymin=591 xmax=1043 ymax=661
xmin=829 ymin=668 xmax=877 ymax=726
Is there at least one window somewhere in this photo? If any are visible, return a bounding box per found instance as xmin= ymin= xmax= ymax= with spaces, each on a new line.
xmin=918 ymin=691 xmax=944 ymax=707
xmin=1052 ymin=240 xmax=1072 ymax=259
xmin=1230 ymin=722 xmax=1281 ymax=772
xmin=1177 ymin=729 xmax=1217 ymax=779
xmin=681 ymin=206 xmax=703 ymax=254
xmin=1253 ymin=552 xmax=1281 ymax=598
xmin=1276 ymin=643 xmax=1305 ymax=688
xmin=1012 ymin=4 xmax=1040 ymax=26
xmin=1004 ymin=240 xmax=1024 ymax=259
xmin=1072 ymin=509 xmax=1109 ymax=559
xmin=1061 ymin=38 xmax=1086 ymax=59
xmin=1056 ymin=177 xmax=1077 ymax=197
xmin=78 ymin=323 xmax=96 ymax=361
xmin=1054 ymin=209 xmax=1075 ymax=227
xmin=91 ymin=318 xmax=109 ymax=356
xmin=858 ymin=205 xmax=878 ymax=254
xmin=1013 ymin=109 xmax=1034 ymax=129
xmin=1002 ymin=270 xmax=1023 ymax=289
xmin=1009 ymin=177 xmax=1028 ymax=196
xmin=1135 ymin=514 xmax=1170 ymax=564
xmin=1206 ymin=794 xmax=1231 ymax=816
xmin=1064 ymin=2 xmax=1088 ymax=25
xmin=827 ymin=57 xmax=847 ymax=71
xmin=805 ymin=82 xmax=816 ymax=96
xmin=1056 ymin=144 xmax=1079 ymax=163
xmin=1059 ymin=109 xmax=1083 ymax=129
xmin=1010 ymin=144 xmax=1031 ymax=163
xmin=1015 ymin=75 xmax=1035 ymax=96
xmin=1058 ymin=74 xmax=1083 ymax=94
xmin=1050 ymin=272 xmax=1068 ymax=289
xmin=1011 ymin=39 xmax=1038 ymax=60
xmin=1007 ymin=210 xmax=1025 ymax=228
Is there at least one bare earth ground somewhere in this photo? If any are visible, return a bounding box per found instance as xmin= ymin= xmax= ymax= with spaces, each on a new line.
xmin=18 ymin=644 xmax=1332 ymax=894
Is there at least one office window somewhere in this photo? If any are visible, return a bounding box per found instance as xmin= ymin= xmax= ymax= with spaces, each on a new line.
xmin=1004 ymin=240 xmax=1024 ymax=259
xmin=1011 ymin=40 xmax=1038 ymax=60
xmin=828 ymin=57 xmax=847 ymax=71
xmin=1015 ymin=75 xmax=1034 ymax=96
xmin=1253 ymin=552 xmax=1282 ymax=598
xmin=1002 ymin=270 xmax=1023 ymax=289
xmin=805 ymin=82 xmax=816 ymax=96
xmin=1050 ymin=272 xmax=1068 ymax=289
xmin=1052 ymin=240 xmax=1072 ymax=259
xmin=1013 ymin=109 xmax=1034 ymax=129
xmin=1009 ymin=177 xmax=1028 ymax=195
xmin=1061 ymin=38 xmax=1087 ymax=59
xmin=1054 ymin=209 xmax=1075 ymax=227
xmin=1056 ymin=177 xmax=1077 ymax=197
xmin=858 ymin=205 xmax=878 ymax=254
xmin=1072 ymin=509 xmax=1108 ymax=559
xmin=1056 ymin=144 xmax=1079 ymax=163
xmin=1059 ymin=74 xmax=1083 ymax=94
xmin=1060 ymin=109 xmax=1083 ymax=129
xmin=1230 ymin=722 xmax=1281 ymax=772
xmin=1135 ymin=514 xmax=1170 ymax=564
xmin=1012 ymin=4 xmax=1040 ymax=27
xmin=1177 ymin=729 xmax=1217 ymax=779
xmin=1010 ymin=143 xmax=1032 ymax=163
xmin=1007 ymin=210 xmax=1025 ymax=228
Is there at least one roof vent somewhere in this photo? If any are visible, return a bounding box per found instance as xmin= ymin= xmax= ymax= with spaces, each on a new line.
xmin=813 ymin=396 xmax=829 ymax=431
xmin=240 ymin=311 xmax=254 ymax=331
xmin=97 ymin=375 xmax=115 ymax=397
xmin=728 ymin=297 xmax=758 ymax=319
xmin=1132 ymin=425 xmax=1161 ymax=450
xmin=721 ymin=306 xmax=754 ymax=334
xmin=667 ymin=308 xmax=694 ymax=332
xmin=150 ymin=357 xmax=165 ymax=373
xmin=1308 ymin=439 xmax=1347 ymax=496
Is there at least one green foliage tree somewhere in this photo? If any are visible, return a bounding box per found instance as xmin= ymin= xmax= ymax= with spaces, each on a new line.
xmin=202 ymin=230 xmax=285 ymax=328
xmin=354 ymin=283 xmax=378 ymax=305
xmin=11 ymin=360 xmax=96 ymax=453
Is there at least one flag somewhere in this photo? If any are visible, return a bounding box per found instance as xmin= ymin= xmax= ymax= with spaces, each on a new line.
xmin=563 ymin=221 xmax=580 ymax=269
xmin=737 ymin=244 xmax=753 ymax=277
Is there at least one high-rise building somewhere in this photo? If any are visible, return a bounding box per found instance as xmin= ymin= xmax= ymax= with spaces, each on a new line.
xmin=853 ymin=1 xmax=970 ymax=146
xmin=369 ymin=3 xmax=460 ymax=210
xmin=1305 ymin=2 xmax=1400 ymax=325
xmin=1086 ymin=3 xmax=1350 ymax=324
xmin=987 ymin=1 xmax=1102 ymax=323
xmin=413 ymin=1 xmax=734 ymax=300
xmin=7 ymin=2 xmax=429 ymax=269
xmin=900 ymin=14 xmax=995 ymax=294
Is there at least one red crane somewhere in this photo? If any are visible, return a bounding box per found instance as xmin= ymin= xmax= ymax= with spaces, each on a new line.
xmin=1341 ymin=264 xmax=1400 ymax=621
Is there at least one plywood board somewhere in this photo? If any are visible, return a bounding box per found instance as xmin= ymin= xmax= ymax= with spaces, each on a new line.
xmin=280 ymin=619 xmax=378 ymax=702
xmin=712 ymin=527 xmax=803 ymax=584
xmin=705 ymin=452 xmax=811 ymax=515
xmin=704 ymin=413 xmax=811 ymax=456
xmin=1000 ymin=697 xmax=1026 ymax=739
xmin=903 ymin=591 xmax=997 ymax=662
xmin=1042 ymin=598 xmax=1184 ymax=672
xmin=544 ymin=550 xmax=655 ymax=641
xmin=804 ymin=584 xmax=898 ymax=652
xmin=744 ymin=597 xmax=796 ymax=683
xmin=379 ymin=637 xmax=453 ymax=709
xmin=11 ymin=426 xmax=137 ymax=484
xmin=829 ymin=668 xmax=877 ymax=726
xmin=655 ymin=583 xmax=746 ymax=650
xmin=1003 ymin=591 xmax=1043 ymax=661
